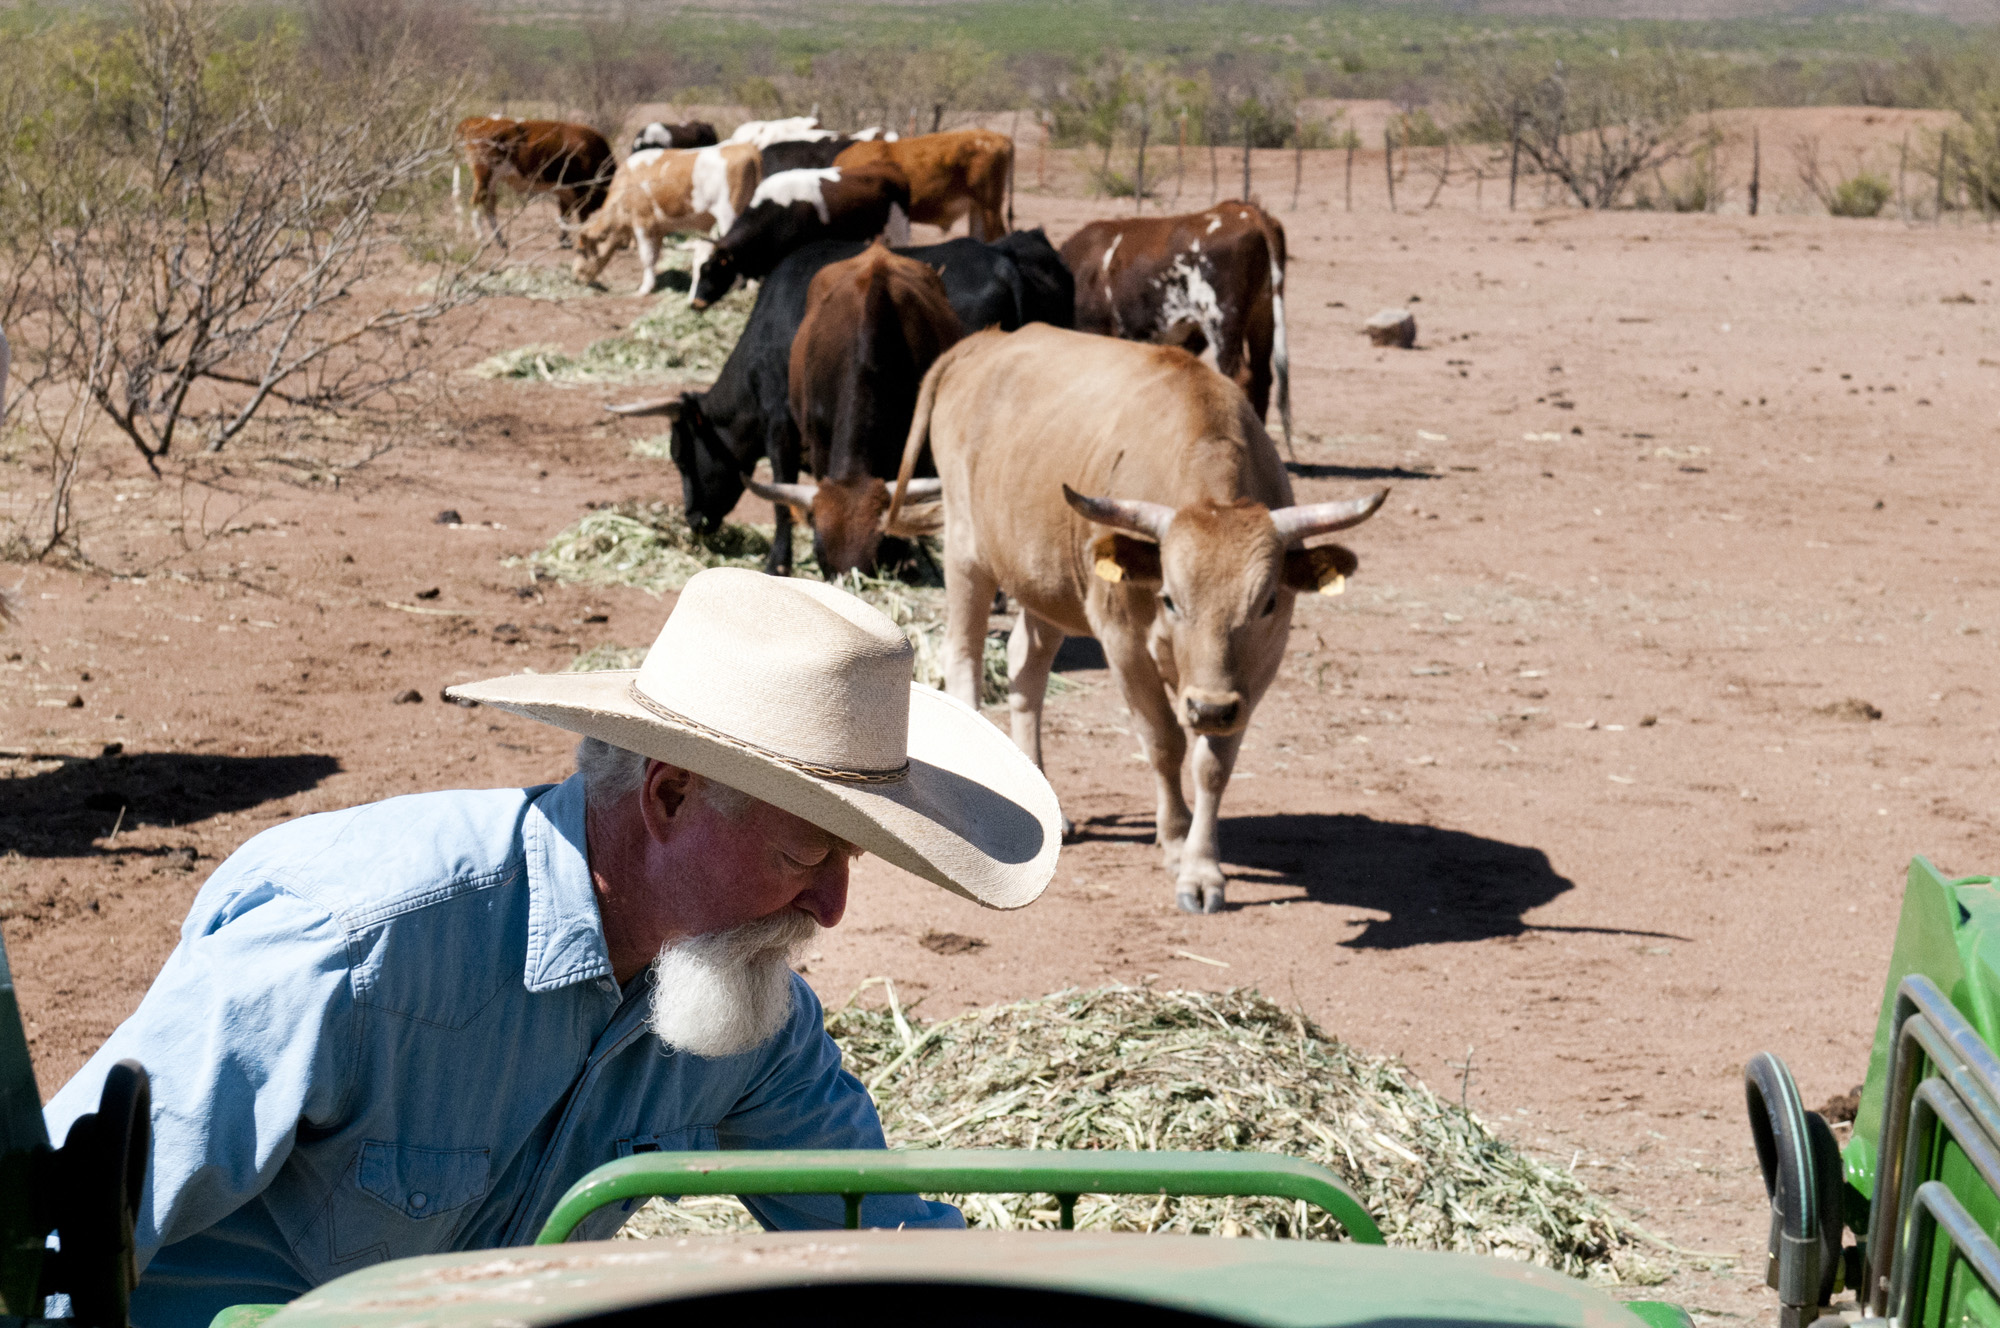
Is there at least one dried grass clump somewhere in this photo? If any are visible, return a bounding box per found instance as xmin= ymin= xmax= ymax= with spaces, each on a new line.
xmin=620 ymin=987 xmax=1661 ymax=1286
xmin=474 ymin=276 xmax=754 ymax=385
xmin=455 ymin=265 xmax=613 ymax=302
xmin=526 ymin=508 xmax=1035 ymax=704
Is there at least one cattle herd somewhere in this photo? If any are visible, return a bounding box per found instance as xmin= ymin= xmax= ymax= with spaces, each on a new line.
xmin=453 ymin=111 xmax=1384 ymax=914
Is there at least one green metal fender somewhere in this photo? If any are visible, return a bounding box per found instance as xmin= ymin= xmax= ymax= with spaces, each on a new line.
xmin=533 ymin=1148 xmax=1384 ymax=1245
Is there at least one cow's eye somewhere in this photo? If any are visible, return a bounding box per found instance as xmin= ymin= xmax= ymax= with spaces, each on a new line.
xmin=1261 ymin=594 xmax=1278 ymax=618
xmin=1160 ymin=593 xmax=1178 ymax=616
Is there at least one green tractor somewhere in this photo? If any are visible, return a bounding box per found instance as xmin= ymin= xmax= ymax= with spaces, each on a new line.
xmin=4 ymin=856 xmax=1995 ymax=1328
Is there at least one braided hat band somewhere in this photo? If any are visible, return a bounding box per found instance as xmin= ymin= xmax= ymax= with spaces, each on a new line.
xmin=627 ymin=681 xmax=911 ymax=784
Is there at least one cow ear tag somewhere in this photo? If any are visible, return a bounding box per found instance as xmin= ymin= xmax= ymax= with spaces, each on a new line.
xmin=1318 ymin=571 xmax=1346 ymax=596
xmin=1091 ymin=533 xmax=1126 ymax=582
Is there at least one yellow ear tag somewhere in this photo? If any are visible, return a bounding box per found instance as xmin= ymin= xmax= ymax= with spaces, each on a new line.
xmin=1094 ymin=555 xmax=1126 ymax=583
xmin=1318 ymin=572 xmax=1346 ymax=596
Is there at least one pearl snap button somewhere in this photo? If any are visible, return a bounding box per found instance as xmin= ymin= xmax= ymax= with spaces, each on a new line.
xmin=409 ymin=1192 xmax=428 ymax=1210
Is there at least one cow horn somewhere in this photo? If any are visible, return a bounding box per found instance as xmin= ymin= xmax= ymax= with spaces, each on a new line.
xmin=1270 ymin=489 xmax=1389 ymax=546
xmin=1062 ymin=485 xmax=1174 ymax=541
xmin=899 ymin=477 xmax=944 ymax=500
xmin=747 ymin=477 xmax=818 ymax=509
xmin=605 ymin=397 xmax=683 ymax=419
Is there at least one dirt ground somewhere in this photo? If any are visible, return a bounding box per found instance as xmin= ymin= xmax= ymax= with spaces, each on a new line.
xmin=7 ymin=109 xmax=2000 ymax=1321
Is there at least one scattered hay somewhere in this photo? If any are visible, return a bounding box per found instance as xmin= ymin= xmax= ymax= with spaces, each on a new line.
xmin=565 ymin=643 xmax=647 ymax=672
xmin=454 ymin=265 xmax=611 ymax=302
xmin=473 ymin=278 xmax=755 ymax=385
xmin=527 ymin=506 xmax=1061 ymax=706
xmin=618 ymin=986 xmax=1662 ymax=1285
xmin=630 ymin=434 xmax=674 ymax=460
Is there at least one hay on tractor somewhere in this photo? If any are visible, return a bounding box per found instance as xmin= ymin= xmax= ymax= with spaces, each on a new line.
xmin=617 ymin=985 xmax=1664 ymax=1285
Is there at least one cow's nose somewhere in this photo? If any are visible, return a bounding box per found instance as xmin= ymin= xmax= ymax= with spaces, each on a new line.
xmin=1183 ymin=693 xmax=1242 ymax=733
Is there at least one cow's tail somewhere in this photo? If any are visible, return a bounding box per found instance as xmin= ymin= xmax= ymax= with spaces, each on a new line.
xmin=1006 ymin=130 xmax=1016 ymax=233
xmin=887 ymin=335 xmax=977 ymax=534
xmin=1254 ymin=205 xmax=1292 ymax=457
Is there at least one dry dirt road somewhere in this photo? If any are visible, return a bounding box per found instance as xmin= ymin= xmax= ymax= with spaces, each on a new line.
xmin=5 ymin=131 xmax=1999 ymax=1321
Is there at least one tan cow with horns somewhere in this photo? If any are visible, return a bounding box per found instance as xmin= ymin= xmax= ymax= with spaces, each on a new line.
xmin=885 ymin=324 xmax=1385 ymax=913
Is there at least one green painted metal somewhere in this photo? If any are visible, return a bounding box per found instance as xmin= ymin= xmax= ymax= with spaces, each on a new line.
xmin=0 ymin=934 xmax=49 ymax=1318
xmin=234 ymin=1227 xmax=1656 ymax=1328
xmin=1621 ymin=1300 xmax=1695 ymax=1328
xmin=1848 ymin=858 xmax=2000 ymax=1202
xmin=207 ymin=1305 xmax=285 ymax=1328
xmin=533 ymin=1149 xmax=1382 ymax=1247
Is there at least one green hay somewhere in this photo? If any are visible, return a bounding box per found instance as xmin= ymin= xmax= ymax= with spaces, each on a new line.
xmin=630 ymin=434 xmax=674 ymax=460
xmin=455 ymin=265 xmax=611 ymax=302
xmin=616 ymin=986 xmax=1665 ymax=1286
xmin=565 ymin=643 xmax=648 ymax=672
xmin=473 ymin=279 xmax=756 ymax=385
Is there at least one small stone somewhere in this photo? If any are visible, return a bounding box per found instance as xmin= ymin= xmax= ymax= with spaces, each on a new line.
xmin=66 ymin=694 xmax=84 ymax=709
xmin=393 ymin=689 xmax=424 ymax=704
xmin=434 ymin=509 xmax=463 ymax=526
xmin=1363 ymin=307 xmax=1417 ymax=349
xmin=415 ymin=587 xmax=441 ymax=601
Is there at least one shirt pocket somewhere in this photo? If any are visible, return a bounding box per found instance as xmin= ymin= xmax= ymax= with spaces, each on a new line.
xmin=356 ymin=1141 xmax=492 ymax=1221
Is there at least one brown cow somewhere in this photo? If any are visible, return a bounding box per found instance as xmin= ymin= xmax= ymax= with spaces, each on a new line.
xmin=1060 ymin=201 xmax=1291 ymax=454
xmin=885 ymin=324 xmax=1384 ymax=912
xmin=453 ymin=117 xmax=614 ymax=247
xmin=834 ymin=129 xmax=1012 ymax=241
xmin=571 ymin=144 xmax=761 ymax=296
xmin=747 ymin=240 xmax=960 ymax=577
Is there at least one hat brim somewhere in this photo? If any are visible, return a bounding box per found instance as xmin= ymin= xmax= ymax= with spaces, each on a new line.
xmin=446 ymin=671 xmax=1060 ymax=909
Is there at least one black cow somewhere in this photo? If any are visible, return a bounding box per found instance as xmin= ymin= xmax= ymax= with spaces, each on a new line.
xmin=687 ymin=164 xmax=911 ymax=311
xmin=613 ymin=229 xmax=1074 ymax=576
xmin=760 ymin=137 xmax=853 ymax=176
xmin=630 ymin=120 xmax=719 ymax=153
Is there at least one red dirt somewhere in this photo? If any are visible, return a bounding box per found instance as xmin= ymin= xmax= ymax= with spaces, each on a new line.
xmin=8 ymin=112 xmax=2000 ymax=1320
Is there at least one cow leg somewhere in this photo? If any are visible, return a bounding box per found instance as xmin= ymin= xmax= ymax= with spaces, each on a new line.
xmin=942 ymin=557 xmax=1000 ymax=713
xmin=1008 ymin=611 xmax=1074 ymax=840
xmin=762 ymin=417 xmax=800 ymax=577
xmin=1241 ymin=292 xmax=1275 ymax=424
xmin=553 ymin=188 xmax=577 ymax=249
xmin=633 ymin=228 xmax=660 ymax=297
xmin=1100 ymin=628 xmax=1194 ymax=908
xmin=1182 ymin=729 xmax=1244 ymax=912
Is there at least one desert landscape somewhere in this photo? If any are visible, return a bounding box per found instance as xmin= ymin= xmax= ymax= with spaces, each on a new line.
xmin=6 ymin=96 xmax=2000 ymax=1318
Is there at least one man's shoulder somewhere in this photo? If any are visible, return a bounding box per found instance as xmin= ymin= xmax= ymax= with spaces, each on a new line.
xmin=209 ymin=784 xmax=560 ymax=927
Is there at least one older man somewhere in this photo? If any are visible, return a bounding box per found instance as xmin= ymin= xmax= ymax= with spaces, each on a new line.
xmin=44 ymin=569 xmax=1061 ymax=1328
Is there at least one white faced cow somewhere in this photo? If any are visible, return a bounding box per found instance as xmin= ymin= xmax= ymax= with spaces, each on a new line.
xmin=886 ymin=324 xmax=1385 ymax=912
xmin=571 ymin=144 xmax=761 ymax=295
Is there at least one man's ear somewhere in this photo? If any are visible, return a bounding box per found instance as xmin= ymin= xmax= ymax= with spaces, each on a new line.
xmin=1283 ymin=543 xmax=1358 ymax=595
xmin=1091 ymin=532 xmax=1162 ymax=585
xmin=639 ymin=760 xmax=695 ymax=841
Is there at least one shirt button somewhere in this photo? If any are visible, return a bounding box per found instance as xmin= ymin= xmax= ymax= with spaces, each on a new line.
xmin=410 ymin=1193 xmax=429 ymax=1211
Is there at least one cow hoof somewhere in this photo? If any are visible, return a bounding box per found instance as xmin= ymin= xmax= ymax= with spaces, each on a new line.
xmin=1060 ymin=816 xmax=1078 ymax=843
xmin=1201 ymin=883 xmax=1226 ymax=914
xmin=1175 ymin=891 xmax=1202 ymax=914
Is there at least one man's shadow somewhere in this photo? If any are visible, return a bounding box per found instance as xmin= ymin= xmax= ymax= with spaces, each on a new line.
xmin=1074 ymin=811 xmax=1681 ymax=949
xmin=1 ymin=751 xmax=341 ymax=857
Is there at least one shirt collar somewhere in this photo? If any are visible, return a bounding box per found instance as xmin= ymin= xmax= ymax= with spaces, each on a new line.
xmin=522 ymin=772 xmax=615 ymax=993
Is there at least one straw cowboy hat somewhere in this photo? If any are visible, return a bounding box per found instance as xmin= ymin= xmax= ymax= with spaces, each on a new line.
xmin=447 ymin=568 xmax=1061 ymax=909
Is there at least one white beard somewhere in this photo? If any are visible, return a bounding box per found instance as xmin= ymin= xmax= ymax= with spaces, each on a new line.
xmin=648 ymin=909 xmax=820 ymax=1058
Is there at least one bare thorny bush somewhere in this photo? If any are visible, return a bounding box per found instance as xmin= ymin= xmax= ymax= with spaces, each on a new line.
xmin=1457 ymin=47 xmax=1714 ymax=210
xmin=0 ymin=0 xmax=493 ymax=562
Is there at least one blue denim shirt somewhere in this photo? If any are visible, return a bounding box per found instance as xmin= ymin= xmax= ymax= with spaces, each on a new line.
xmin=43 ymin=774 xmax=959 ymax=1328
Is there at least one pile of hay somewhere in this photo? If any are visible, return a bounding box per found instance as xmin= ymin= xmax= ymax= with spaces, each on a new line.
xmin=618 ymin=986 xmax=1662 ymax=1286
xmin=448 ymin=264 xmax=611 ymax=302
xmin=524 ymin=505 xmax=1023 ymax=703
xmin=474 ymin=272 xmax=754 ymax=385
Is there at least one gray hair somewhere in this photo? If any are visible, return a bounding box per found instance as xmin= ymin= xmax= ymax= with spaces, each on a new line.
xmin=574 ymin=737 xmax=751 ymax=818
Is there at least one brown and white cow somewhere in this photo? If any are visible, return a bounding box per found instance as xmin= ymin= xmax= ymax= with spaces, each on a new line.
xmin=452 ymin=117 xmax=615 ymax=247
xmin=630 ymin=120 xmax=719 ymax=153
xmin=571 ymin=144 xmax=762 ymax=296
xmin=885 ymin=324 xmax=1384 ymax=912
xmin=834 ymin=129 xmax=1012 ymax=241
xmin=687 ymin=163 xmax=913 ymax=308
xmin=1060 ymin=201 xmax=1292 ymax=454
xmin=746 ymin=240 xmax=961 ymax=578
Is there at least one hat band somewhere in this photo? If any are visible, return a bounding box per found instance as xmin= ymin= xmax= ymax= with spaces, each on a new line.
xmin=627 ymin=680 xmax=910 ymax=785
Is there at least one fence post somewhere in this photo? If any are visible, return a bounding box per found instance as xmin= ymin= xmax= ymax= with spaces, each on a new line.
xmin=1176 ymin=113 xmax=1186 ymax=200
xmin=1292 ymin=112 xmax=1303 ymax=210
xmin=1345 ymin=136 xmax=1355 ymax=211
xmin=1242 ymin=120 xmax=1252 ymax=201
xmin=1749 ymin=127 xmax=1760 ymax=217
xmin=1209 ymin=113 xmax=1219 ymax=202
xmin=1384 ymin=126 xmax=1396 ymax=212
xmin=1898 ymin=132 xmax=1909 ymax=222
xmin=1135 ymin=119 xmax=1149 ymax=213
xmin=1507 ymin=115 xmax=1520 ymax=210
xmin=1937 ymin=133 xmax=1950 ymax=225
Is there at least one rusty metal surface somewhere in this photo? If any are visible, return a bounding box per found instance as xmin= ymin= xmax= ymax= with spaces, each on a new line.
xmin=258 ymin=1229 xmax=1654 ymax=1328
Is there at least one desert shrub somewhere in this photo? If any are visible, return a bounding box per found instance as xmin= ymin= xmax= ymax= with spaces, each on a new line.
xmin=1635 ymin=136 xmax=1726 ymax=212
xmin=1829 ymin=171 xmax=1893 ymax=218
xmin=1455 ymin=45 xmax=1716 ymax=209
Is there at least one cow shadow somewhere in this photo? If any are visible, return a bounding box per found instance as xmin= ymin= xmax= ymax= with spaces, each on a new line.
xmin=1219 ymin=813 xmax=1683 ymax=949
xmin=0 ymin=751 xmax=341 ymax=857
xmin=1285 ymin=462 xmax=1439 ymax=482
xmin=1053 ymin=637 xmax=1107 ymax=673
